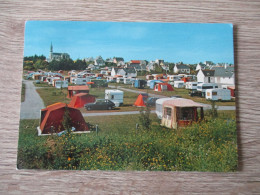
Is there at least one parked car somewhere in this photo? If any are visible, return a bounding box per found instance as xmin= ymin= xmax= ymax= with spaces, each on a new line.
xmin=146 ymin=97 xmax=159 ymax=107
xmin=84 ymin=99 xmax=115 ymax=111
xmin=189 ymin=90 xmax=202 ymax=97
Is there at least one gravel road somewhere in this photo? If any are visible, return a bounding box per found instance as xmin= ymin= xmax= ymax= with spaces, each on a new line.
xmin=20 ymin=80 xmax=45 ymax=119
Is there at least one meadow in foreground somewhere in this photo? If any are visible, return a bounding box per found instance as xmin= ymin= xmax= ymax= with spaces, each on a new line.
xmin=17 ymin=111 xmax=237 ymax=172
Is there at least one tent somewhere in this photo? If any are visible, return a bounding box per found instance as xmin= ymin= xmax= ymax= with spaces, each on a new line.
xmin=68 ymin=93 xmax=96 ymax=108
xmin=67 ymin=85 xmax=90 ymax=98
xmin=133 ymin=93 xmax=148 ymax=107
xmin=161 ymin=98 xmax=204 ymax=129
xmin=38 ymin=102 xmax=89 ymax=135
xmin=149 ymin=80 xmax=164 ymax=89
xmin=154 ymin=83 xmax=174 ymax=92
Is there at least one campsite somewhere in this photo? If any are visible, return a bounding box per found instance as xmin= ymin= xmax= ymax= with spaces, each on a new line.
xmin=18 ymin=22 xmax=237 ymax=172
xmin=18 ymin=67 xmax=238 ymax=172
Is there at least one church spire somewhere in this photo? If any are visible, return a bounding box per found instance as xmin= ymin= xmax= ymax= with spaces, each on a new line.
xmin=50 ymin=42 xmax=53 ymax=53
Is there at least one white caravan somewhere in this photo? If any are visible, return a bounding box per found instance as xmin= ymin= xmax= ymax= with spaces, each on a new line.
xmin=174 ymin=81 xmax=185 ymax=88
xmin=185 ymin=82 xmax=198 ymax=90
xmin=197 ymin=83 xmax=218 ymax=93
xmin=124 ymin=78 xmax=135 ymax=84
xmin=73 ymin=77 xmax=90 ymax=85
xmin=55 ymin=80 xmax=68 ymax=89
xmin=206 ymin=89 xmax=231 ymax=101
xmin=105 ymin=89 xmax=124 ymax=107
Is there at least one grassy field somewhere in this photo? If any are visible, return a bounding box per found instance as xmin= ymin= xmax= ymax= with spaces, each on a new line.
xmin=37 ymin=86 xmax=142 ymax=112
xmin=36 ymin=87 xmax=70 ymax=106
xmin=17 ymin=111 xmax=237 ymax=171
xmin=33 ymin=81 xmax=51 ymax=87
xmin=21 ymin=82 xmax=25 ymax=102
xmin=109 ymin=84 xmax=236 ymax=106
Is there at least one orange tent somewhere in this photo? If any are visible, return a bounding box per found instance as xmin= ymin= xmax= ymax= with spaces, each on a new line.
xmin=133 ymin=93 xmax=148 ymax=107
xmin=39 ymin=102 xmax=89 ymax=134
xmin=68 ymin=93 xmax=96 ymax=108
xmin=154 ymin=83 xmax=174 ymax=92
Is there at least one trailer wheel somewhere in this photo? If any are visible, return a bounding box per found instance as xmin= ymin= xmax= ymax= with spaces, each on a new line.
xmin=87 ymin=107 xmax=91 ymax=111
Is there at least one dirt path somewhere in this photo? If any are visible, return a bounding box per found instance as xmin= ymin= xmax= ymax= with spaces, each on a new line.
xmin=20 ymin=80 xmax=45 ymax=119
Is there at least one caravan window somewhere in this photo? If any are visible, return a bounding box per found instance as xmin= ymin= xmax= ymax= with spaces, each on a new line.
xmin=111 ymin=95 xmax=114 ymax=99
xmin=202 ymin=86 xmax=213 ymax=89
xmin=212 ymin=92 xmax=217 ymax=95
xmin=164 ymin=107 xmax=172 ymax=119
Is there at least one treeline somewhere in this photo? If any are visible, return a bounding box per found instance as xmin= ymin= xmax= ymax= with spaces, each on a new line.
xmin=23 ymin=55 xmax=93 ymax=71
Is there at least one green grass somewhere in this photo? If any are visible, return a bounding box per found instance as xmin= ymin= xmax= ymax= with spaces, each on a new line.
xmin=33 ymin=82 xmax=51 ymax=87
xmin=36 ymin=87 xmax=70 ymax=106
xmin=21 ymin=82 xmax=25 ymax=102
xmin=17 ymin=111 xmax=237 ymax=171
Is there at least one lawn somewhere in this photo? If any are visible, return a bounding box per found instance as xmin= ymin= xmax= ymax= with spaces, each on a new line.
xmin=37 ymin=86 xmax=143 ymax=111
xmin=33 ymin=81 xmax=52 ymax=87
xmin=17 ymin=110 xmax=237 ymax=171
xmin=36 ymin=87 xmax=70 ymax=106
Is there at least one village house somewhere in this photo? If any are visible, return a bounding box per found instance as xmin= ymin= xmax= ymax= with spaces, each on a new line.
xmin=174 ymin=64 xmax=191 ymax=74
xmin=211 ymin=65 xmax=235 ymax=85
xmin=127 ymin=60 xmax=147 ymax=71
xmin=197 ymin=69 xmax=215 ymax=83
xmin=195 ymin=63 xmax=206 ymax=71
xmin=111 ymin=67 xmax=137 ymax=77
xmin=113 ymin=57 xmax=124 ymax=65
xmin=146 ymin=61 xmax=155 ymax=72
xmin=94 ymin=56 xmax=105 ymax=66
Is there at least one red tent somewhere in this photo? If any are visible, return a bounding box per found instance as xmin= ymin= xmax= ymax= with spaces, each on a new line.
xmin=68 ymin=93 xmax=96 ymax=108
xmin=154 ymin=83 xmax=174 ymax=92
xmin=39 ymin=102 xmax=89 ymax=134
xmin=133 ymin=93 xmax=148 ymax=107
xmin=67 ymin=85 xmax=90 ymax=98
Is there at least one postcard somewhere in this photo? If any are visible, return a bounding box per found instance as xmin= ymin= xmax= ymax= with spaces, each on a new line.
xmin=17 ymin=21 xmax=237 ymax=171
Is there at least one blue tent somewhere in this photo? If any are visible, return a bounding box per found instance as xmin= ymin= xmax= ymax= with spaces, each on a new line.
xmin=149 ymin=80 xmax=164 ymax=89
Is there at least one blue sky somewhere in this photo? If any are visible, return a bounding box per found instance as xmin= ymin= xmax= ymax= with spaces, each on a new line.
xmin=24 ymin=21 xmax=234 ymax=64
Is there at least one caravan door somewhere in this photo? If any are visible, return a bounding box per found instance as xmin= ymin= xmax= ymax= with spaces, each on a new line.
xmin=162 ymin=107 xmax=172 ymax=128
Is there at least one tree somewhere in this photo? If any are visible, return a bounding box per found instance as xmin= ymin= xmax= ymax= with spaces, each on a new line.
xmin=138 ymin=106 xmax=152 ymax=131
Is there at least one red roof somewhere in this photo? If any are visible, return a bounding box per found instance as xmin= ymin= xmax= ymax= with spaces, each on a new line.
xmin=68 ymin=86 xmax=89 ymax=91
xmin=131 ymin=60 xmax=141 ymax=64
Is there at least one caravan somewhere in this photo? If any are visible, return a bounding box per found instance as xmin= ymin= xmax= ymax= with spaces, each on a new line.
xmin=197 ymin=83 xmax=218 ymax=96
xmin=124 ymin=78 xmax=135 ymax=84
xmin=55 ymin=80 xmax=68 ymax=88
xmin=74 ymin=77 xmax=90 ymax=85
xmin=174 ymin=81 xmax=185 ymax=88
xmin=105 ymin=89 xmax=124 ymax=107
xmin=185 ymin=82 xmax=198 ymax=90
xmin=206 ymin=89 xmax=231 ymax=101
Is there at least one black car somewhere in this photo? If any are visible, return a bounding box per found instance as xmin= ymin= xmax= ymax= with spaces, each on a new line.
xmin=189 ymin=90 xmax=202 ymax=97
xmin=84 ymin=99 xmax=115 ymax=111
xmin=146 ymin=97 xmax=159 ymax=107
